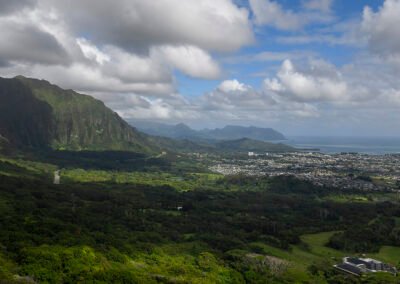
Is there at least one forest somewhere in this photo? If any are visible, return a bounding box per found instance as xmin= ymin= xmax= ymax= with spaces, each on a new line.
xmin=0 ymin=152 xmax=399 ymax=283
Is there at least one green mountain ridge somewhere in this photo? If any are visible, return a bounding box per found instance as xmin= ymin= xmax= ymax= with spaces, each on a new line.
xmin=0 ymin=76 xmax=155 ymax=153
xmin=148 ymin=136 xmax=295 ymax=153
xmin=130 ymin=120 xmax=286 ymax=141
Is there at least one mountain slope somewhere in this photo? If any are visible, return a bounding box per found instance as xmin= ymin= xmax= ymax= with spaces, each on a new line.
xmin=0 ymin=76 xmax=155 ymax=153
xmin=131 ymin=120 xmax=203 ymax=140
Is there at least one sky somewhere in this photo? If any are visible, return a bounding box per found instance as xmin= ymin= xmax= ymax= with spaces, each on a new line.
xmin=0 ymin=0 xmax=400 ymax=136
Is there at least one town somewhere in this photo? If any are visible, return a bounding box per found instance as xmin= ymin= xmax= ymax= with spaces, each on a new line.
xmin=203 ymin=152 xmax=400 ymax=192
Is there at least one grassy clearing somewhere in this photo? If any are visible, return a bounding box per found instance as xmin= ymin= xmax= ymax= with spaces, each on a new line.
xmin=61 ymin=168 xmax=224 ymax=191
xmin=323 ymin=193 xmax=399 ymax=203
xmin=250 ymin=231 xmax=400 ymax=282
xmin=247 ymin=232 xmax=343 ymax=281
xmin=0 ymin=157 xmax=56 ymax=179
xmin=369 ymin=246 xmax=400 ymax=265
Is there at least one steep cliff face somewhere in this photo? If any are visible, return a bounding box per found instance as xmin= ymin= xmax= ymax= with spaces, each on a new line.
xmin=0 ymin=78 xmax=53 ymax=148
xmin=0 ymin=76 xmax=156 ymax=153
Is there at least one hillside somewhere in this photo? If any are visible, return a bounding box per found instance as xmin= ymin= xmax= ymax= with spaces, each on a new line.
xmin=0 ymin=76 xmax=156 ymax=153
xmin=148 ymin=136 xmax=215 ymax=153
xmin=149 ymin=136 xmax=295 ymax=153
xmin=131 ymin=120 xmax=204 ymax=140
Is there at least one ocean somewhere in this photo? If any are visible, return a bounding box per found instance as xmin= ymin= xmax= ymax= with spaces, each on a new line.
xmin=285 ymin=136 xmax=400 ymax=155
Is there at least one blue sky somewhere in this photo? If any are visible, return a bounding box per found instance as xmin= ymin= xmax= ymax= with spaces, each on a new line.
xmin=1 ymin=0 xmax=400 ymax=135
xmin=179 ymin=0 xmax=380 ymax=97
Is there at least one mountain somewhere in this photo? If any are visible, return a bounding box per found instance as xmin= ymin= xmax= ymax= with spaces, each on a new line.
xmin=130 ymin=120 xmax=202 ymax=140
xmin=214 ymin=138 xmax=295 ymax=153
xmin=148 ymin=136 xmax=295 ymax=153
xmin=202 ymin=125 xmax=285 ymax=141
xmin=0 ymin=76 xmax=156 ymax=153
xmin=131 ymin=120 xmax=286 ymax=141
xmin=147 ymin=136 xmax=215 ymax=153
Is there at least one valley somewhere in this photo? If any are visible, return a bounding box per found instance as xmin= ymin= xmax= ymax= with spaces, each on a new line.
xmin=0 ymin=149 xmax=400 ymax=283
xmin=0 ymin=77 xmax=399 ymax=283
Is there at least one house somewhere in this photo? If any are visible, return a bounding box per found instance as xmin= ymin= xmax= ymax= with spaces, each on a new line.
xmin=334 ymin=257 xmax=397 ymax=276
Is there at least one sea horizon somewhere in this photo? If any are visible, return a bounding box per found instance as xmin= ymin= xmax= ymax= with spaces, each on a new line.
xmin=285 ymin=136 xmax=400 ymax=154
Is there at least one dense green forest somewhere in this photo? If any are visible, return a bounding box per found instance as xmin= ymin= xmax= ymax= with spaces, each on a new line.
xmin=0 ymin=152 xmax=399 ymax=283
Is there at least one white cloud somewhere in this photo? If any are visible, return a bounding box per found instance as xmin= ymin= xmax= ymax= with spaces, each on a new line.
xmin=218 ymin=80 xmax=248 ymax=92
xmin=264 ymin=59 xmax=347 ymax=102
xmin=102 ymin=46 xmax=172 ymax=84
xmin=76 ymin=38 xmax=110 ymax=65
xmin=249 ymin=0 xmax=334 ymax=30
xmin=0 ymin=1 xmax=231 ymax=101
xmin=362 ymin=0 xmax=400 ymax=58
xmin=151 ymin=45 xmax=221 ymax=79
xmin=198 ymin=78 xmax=319 ymax=123
xmin=41 ymin=0 xmax=254 ymax=52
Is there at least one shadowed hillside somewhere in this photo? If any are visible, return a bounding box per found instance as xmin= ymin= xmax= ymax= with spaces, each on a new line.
xmin=0 ymin=76 xmax=156 ymax=153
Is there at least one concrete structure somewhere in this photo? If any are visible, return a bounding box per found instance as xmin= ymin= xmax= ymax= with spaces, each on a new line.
xmin=334 ymin=257 xmax=397 ymax=276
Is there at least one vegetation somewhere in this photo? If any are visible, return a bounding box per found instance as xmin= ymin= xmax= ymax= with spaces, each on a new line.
xmin=0 ymin=152 xmax=399 ymax=283
xmin=0 ymin=76 xmax=157 ymax=153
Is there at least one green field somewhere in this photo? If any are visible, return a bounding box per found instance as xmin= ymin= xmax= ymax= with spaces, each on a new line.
xmin=61 ymin=168 xmax=224 ymax=191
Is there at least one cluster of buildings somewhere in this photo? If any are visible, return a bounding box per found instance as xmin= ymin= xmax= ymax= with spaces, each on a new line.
xmin=207 ymin=152 xmax=400 ymax=191
xmin=334 ymin=257 xmax=397 ymax=276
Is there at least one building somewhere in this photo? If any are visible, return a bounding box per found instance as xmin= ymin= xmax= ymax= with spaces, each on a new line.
xmin=334 ymin=257 xmax=397 ymax=276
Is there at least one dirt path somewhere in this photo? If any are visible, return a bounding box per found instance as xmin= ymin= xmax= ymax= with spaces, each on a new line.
xmin=54 ymin=170 xmax=60 ymax=184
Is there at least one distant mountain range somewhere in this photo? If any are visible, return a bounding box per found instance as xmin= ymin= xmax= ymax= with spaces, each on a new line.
xmin=148 ymin=136 xmax=294 ymax=154
xmin=0 ymin=76 xmax=295 ymax=155
xmin=129 ymin=120 xmax=286 ymax=141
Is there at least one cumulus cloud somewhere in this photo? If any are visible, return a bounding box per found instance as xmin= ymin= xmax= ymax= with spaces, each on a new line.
xmin=264 ymin=59 xmax=347 ymax=102
xmin=0 ymin=0 xmax=237 ymax=101
xmin=203 ymin=79 xmax=274 ymax=110
xmin=151 ymin=45 xmax=221 ymax=79
xmin=40 ymin=0 xmax=254 ymax=52
xmin=362 ymin=0 xmax=400 ymax=58
xmin=0 ymin=19 xmax=69 ymax=65
xmin=218 ymin=80 xmax=248 ymax=92
xmin=249 ymin=0 xmax=334 ymax=30
xmin=198 ymin=79 xmax=319 ymax=122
